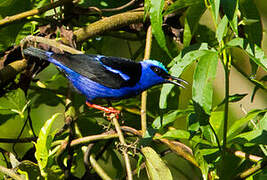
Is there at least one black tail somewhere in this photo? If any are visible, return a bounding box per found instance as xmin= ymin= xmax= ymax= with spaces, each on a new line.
xmin=23 ymin=47 xmax=49 ymax=60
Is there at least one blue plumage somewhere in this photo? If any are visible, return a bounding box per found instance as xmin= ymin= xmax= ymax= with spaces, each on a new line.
xmin=23 ymin=47 xmax=186 ymax=104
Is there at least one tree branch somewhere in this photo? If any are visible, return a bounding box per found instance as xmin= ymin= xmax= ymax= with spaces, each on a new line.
xmin=0 ymin=0 xmax=71 ymax=27
xmin=0 ymin=59 xmax=27 ymax=87
xmin=74 ymin=9 xmax=144 ymax=42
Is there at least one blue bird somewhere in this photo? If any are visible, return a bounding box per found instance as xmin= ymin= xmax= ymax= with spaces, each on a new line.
xmin=23 ymin=47 xmax=187 ymax=116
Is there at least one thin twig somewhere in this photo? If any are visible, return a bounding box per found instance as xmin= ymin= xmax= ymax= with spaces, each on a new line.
xmin=54 ymin=131 xmax=118 ymax=152
xmin=234 ymin=159 xmax=267 ymax=180
xmin=222 ymin=49 xmax=231 ymax=156
xmin=233 ymin=150 xmax=263 ymax=162
xmin=0 ymin=165 xmax=23 ymax=180
xmin=141 ymin=26 xmax=152 ymax=137
xmin=120 ymin=126 xmax=198 ymax=167
xmin=0 ymin=0 xmax=70 ymax=27
xmin=111 ymin=115 xmax=133 ymax=180
xmin=84 ymin=143 xmax=94 ymax=170
xmin=64 ymin=89 xmax=75 ymax=179
xmin=101 ymin=0 xmax=137 ymax=12
xmin=90 ymin=154 xmax=112 ymax=180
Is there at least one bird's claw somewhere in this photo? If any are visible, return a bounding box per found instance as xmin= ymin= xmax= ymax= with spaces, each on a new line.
xmin=103 ymin=107 xmax=121 ymax=120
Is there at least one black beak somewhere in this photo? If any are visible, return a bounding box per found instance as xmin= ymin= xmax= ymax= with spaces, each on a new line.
xmin=165 ymin=75 xmax=188 ymax=88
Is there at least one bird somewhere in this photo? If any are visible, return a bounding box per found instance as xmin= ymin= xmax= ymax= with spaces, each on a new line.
xmin=23 ymin=47 xmax=187 ymax=117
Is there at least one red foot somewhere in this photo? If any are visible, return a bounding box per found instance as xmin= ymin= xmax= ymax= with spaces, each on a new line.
xmin=86 ymin=102 xmax=120 ymax=119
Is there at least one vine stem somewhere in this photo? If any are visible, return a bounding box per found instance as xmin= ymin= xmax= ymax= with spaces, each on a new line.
xmin=222 ymin=41 xmax=231 ymax=156
xmin=111 ymin=115 xmax=133 ymax=180
xmin=141 ymin=26 xmax=152 ymax=137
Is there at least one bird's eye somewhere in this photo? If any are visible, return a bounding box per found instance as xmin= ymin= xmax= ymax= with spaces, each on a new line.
xmin=150 ymin=66 xmax=163 ymax=75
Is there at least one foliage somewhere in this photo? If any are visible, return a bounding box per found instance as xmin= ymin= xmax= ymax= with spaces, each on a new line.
xmin=0 ymin=0 xmax=266 ymax=179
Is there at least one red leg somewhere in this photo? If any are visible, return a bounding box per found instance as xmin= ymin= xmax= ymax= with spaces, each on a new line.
xmin=86 ymin=102 xmax=120 ymax=119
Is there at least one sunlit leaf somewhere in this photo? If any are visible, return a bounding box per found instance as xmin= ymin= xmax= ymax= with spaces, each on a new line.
xmin=160 ymin=129 xmax=212 ymax=146
xmin=0 ymin=0 xmax=31 ymax=51
xmin=163 ymin=0 xmax=202 ymax=15
xmin=192 ymin=51 xmax=218 ymax=115
xmin=209 ymin=111 xmax=224 ymax=140
xmin=229 ymin=129 xmax=267 ymax=146
xmin=142 ymin=146 xmax=173 ymax=180
xmin=183 ymin=1 xmax=206 ymax=47
xmin=240 ymin=0 xmax=263 ymax=75
xmin=209 ymin=0 xmax=220 ymax=22
xmin=227 ymin=109 xmax=267 ymax=139
xmin=34 ymin=113 xmax=61 ymax=177
xmin=216 ymin=15 xmax=228 ymax=43
xmin=221 ymin=0 xmax=238 ymax=34
xmin=217 ymin=93 xmax=248 ymax=107
xmin=150 ymin=0 xmax=171 ymax=57
xmin=227 ymin=37 xmax=267 ymax=71
xmin=160 ymin=43 xmax=209 ymax=109
xmin=152 ymin=109 xmax=190 ymax=129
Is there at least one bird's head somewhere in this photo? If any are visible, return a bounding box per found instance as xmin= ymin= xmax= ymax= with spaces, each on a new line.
xmin=139 ymin=60 xmax=187 ymax=88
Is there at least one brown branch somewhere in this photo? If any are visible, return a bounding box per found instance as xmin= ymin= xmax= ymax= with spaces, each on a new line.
xmin=0 ymin=0 xmax=70 ymax=27
xmin=0 ymin=59 xmax=27 ymax=87
xmin=229 ymin=149 xmax=263 ymax=163
xmin=73 ymin=9 xmax=144 ymax=43
xmin=21 ymin=36 xmax=83 ymax=54
xmin=235 ymin=159 xmax=267 ymax=180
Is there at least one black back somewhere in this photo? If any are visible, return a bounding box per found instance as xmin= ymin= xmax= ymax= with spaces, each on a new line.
xmin=51 ymin=53 xmax=142 ymax=89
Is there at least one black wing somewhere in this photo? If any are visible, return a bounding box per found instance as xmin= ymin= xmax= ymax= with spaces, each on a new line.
xmin=51 ymin=53 xmax=142 ymax=89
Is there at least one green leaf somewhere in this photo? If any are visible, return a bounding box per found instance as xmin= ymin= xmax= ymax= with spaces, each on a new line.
xmin=141 ymin=147 xmax=173 ymax=180
xmin=217 ymin=93 xmax=248 ymax=107
xmin=152 ymin=110 xmax=189 ymax=129
xmin=258 ymin=112 xmax=267 ymax=131
xmin=239 ymin=0 xmax=262 ymax=46
xmin=229 ymin=129 xmax=267 ymax=146
xmin=144 ymin=0 xmax=151 ymax=21
xmin=227 ymin=109 xmax=267 ymax=139
xmin=34 ymin=113 xmax=61 ymax=177
xmin=0 ymin=88 xmax=26 ymax=112
xmin=160 ymin=129 xmax=212 ymax=146
xmin=159 ymin=43 xmax=209 ymax=109
xmin=240 ymin=0 xmax=262 ymax=75
xmin=227 ymin=38 xmax=267 ymax=71
xmin=221 ymin=0 xmax=238 ymax=34
xmin=183 ymin=1 xmax=206 ymax=47
xmin=0 ymin=88 xmax=28 ymax=121
xmin=150 ymin=0 xmax=172 ymax=58
xmin=0 ymin=0 xmax=31 ymax=51
xmin=163 ymin=0 xmax=202 ymax=15
xmin=209 ymin=111 xmax=224 ymax=140
xmin=192 ymin=51 xmax=218 ymax=115
xmin=209 ymin=0 xmax=220 ymax=22
xmin=216 ymin=15 xmax=228 ymax=43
